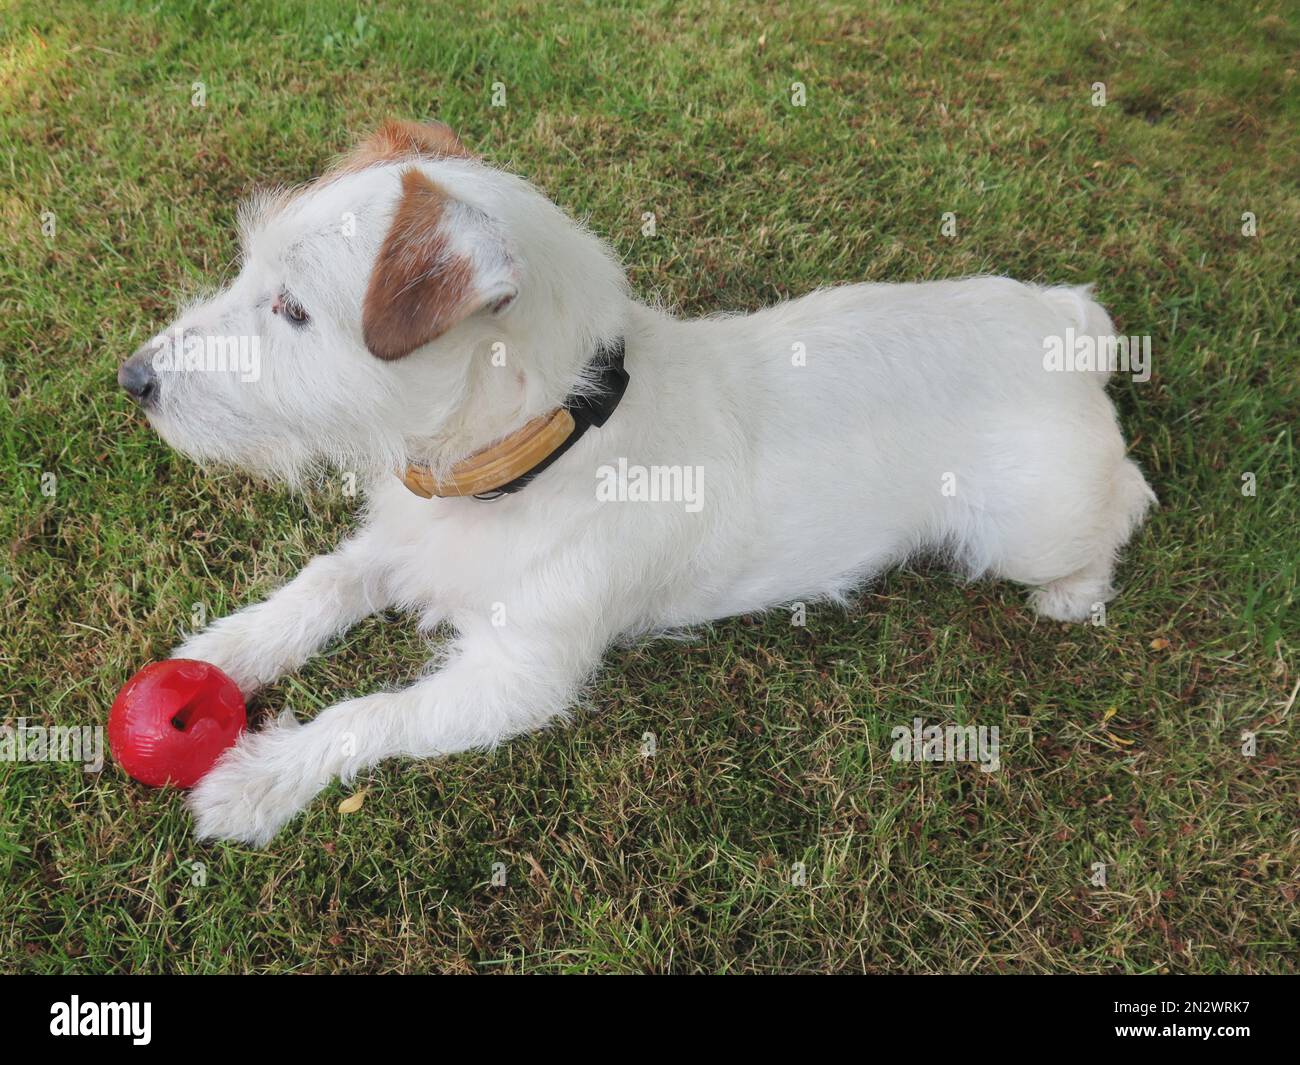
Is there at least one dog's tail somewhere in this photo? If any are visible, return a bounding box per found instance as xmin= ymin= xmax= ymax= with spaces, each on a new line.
xmin=1040 ymin=283 xmax=1117 ymax=386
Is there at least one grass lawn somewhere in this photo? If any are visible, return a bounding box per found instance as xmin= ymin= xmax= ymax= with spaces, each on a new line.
xmin=1 ymin=0 xmax=1296 ymax=973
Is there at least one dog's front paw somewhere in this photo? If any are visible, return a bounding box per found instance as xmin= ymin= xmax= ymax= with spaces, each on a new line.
xmin=172 ymin=619 xmax=270 ymax=699
xmin=187 ymin=711 xmax=319 ymax=845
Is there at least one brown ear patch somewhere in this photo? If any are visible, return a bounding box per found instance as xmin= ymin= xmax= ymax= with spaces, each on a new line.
xmin=333 ymin=119 xmax=474 ymax=178
xmin=362 ymin=169 xmax=476 ymax=361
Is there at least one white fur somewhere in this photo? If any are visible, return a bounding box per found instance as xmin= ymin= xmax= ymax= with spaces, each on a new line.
xmin=134 ymin=151 xmax=1154 ymax=844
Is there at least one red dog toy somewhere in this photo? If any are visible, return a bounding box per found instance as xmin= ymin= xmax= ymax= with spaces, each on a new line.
xmin=108 ymin=660 xmax=246 ymax=787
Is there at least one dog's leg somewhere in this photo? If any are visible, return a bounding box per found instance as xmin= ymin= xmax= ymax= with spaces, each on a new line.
xmin=172 ymin=532 xmax=393 ymax=697
xmin=187 ymin=622 xmax=604 ymax=845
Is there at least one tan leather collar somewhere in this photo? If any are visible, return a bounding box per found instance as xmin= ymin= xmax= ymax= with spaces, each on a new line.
xmin=400 ymin=337 xmax=629 ymax=501
xmin=401 ymin=408 xmax=576 ymax=498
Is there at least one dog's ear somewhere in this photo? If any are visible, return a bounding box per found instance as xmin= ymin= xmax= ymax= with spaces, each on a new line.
xmin=362 ymin=168 xmax=518 ymax=361
xmin=341 ymin=119 xmax=475 ymax=172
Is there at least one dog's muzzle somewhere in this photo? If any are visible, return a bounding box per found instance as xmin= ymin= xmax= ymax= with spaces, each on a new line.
xmin=118 ymin=346 xmax=160 ymax=409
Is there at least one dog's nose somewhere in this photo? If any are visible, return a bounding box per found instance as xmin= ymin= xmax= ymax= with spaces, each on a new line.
xmin=118 ymin=347 xmax=159 ymax=408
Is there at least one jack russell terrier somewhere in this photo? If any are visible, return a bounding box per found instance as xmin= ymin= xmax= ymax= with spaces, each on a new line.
xmin=117 ymin=120 xmax=1155 ymax=844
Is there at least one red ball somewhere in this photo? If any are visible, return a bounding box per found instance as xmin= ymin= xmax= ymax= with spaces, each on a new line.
xmin=109 ymin=660 xmax=246 ymax=788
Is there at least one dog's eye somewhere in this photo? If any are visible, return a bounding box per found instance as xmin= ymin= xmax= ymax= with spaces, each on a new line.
xmin=275 ymin=290 xmax=310 ymax=327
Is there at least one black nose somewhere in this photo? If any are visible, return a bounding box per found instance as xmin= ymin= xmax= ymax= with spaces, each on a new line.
xmin=118 ymin=348 xmax=159 ymax=407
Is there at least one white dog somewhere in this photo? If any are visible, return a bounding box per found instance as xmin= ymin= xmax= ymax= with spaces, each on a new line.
xmin=117 ymin=120 xmax=1155 ymax=844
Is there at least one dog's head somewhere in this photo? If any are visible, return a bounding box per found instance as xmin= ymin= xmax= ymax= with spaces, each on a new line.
xmin=120 ymin=120 xmax=628 ymax=483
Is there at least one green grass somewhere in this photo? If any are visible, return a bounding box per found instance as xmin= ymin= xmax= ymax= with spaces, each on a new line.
xmin=1 ymin=0 xmax=1297 ymax=973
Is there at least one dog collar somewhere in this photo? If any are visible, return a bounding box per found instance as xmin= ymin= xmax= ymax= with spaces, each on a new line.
xmin=400 ymin=338 xmax=629 ymax=500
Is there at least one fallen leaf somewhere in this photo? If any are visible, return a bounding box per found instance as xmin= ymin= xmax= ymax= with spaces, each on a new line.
xmin=1102 ymin=706 xmax=1117 ymax=723
xmin=1149 ymin=637 xmax=1170 ymax=650
xmin=338 ymin=789 xmax=367 ymax=815
xmin=523 ymin=852 xmax=547 ymax=883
